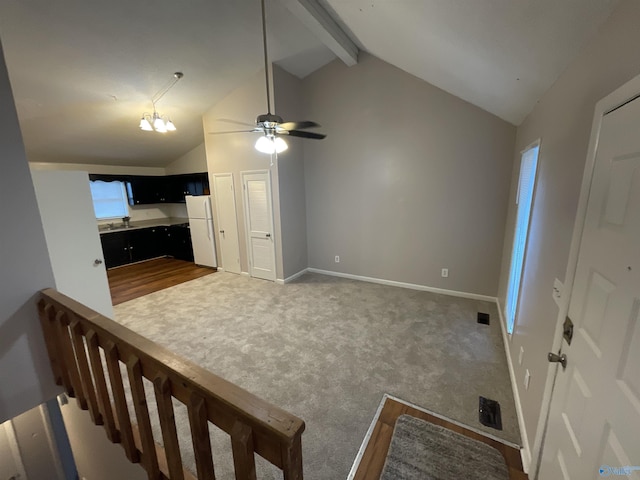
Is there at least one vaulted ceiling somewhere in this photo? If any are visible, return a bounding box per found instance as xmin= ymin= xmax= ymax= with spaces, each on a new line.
xmin=0 ymin=0 xmax=621 ymax=167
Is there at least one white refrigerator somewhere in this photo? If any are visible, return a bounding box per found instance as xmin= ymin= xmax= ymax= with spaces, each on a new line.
xmin=185 ymin=195 xmax=218 ymax=268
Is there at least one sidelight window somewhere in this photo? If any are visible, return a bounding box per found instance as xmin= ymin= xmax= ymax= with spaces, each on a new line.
xmin=506 ymin=143 xmax=540 ymax=334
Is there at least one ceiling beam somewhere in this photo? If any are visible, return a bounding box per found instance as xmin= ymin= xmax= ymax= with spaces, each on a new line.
xmin=278 ymin=0 xmax=358 ymax=66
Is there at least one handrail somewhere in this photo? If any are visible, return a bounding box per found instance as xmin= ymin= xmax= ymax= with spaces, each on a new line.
xmin=37 ymin=288 xmax=305 ymax=480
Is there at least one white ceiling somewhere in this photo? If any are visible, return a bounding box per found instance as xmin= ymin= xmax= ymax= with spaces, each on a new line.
xmin=0 ymin=0 xmax=622 ymax=167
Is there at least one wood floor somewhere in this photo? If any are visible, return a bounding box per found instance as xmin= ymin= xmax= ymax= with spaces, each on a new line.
xmin=353 ymin=396 xmax=528 ymax=480
xmin=107 ymin=257 xmax=216 ymax=305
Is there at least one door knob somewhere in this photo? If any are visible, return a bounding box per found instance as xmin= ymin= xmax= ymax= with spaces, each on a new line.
xmin=548 ymin=352 xmax=567 ymax=370
xmin=266 ymin=233 xmax=271 ymax=238
xmin=219 ymin=230 xmax=225 ymax=234
xmin=94 ymin=259 xmax=103 ymax=266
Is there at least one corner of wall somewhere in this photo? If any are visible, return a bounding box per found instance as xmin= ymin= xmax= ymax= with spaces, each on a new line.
xmin=496 ymin=298 xmax=531 ymax=473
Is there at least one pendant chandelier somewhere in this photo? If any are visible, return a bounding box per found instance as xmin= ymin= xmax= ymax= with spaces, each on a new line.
xmin=139 ymin=72 xmax=183 ymax=133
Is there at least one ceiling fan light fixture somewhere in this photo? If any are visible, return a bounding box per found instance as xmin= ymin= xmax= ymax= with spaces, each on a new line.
xmin=274 ymin=136 xmax=288 ymax=153
xmin=165 ymin=119 xmax=176 ymax=131
xmin=255 ymin=135 xmax=276 ymax=154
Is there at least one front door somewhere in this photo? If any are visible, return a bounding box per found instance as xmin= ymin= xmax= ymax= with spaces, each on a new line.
xmin=212 ymin=173 xmax=241 ymax=274
xmin=242 ymin=171 xmax=276 ymax=281
xmin=538 ymin=95 xmax=640 ymax=477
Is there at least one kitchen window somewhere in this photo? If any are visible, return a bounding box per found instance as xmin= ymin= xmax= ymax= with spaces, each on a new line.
xmin=89 ymin=180 xmax=129 ymax=219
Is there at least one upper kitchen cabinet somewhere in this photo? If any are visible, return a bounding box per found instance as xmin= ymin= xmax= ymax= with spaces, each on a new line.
xmin=90 ymin=173 xmax=209 ymax=205
xmin=127 ymin=175 xmax=168 ymax=205
xmin=166 ymin=173 xmax=210 ymax=203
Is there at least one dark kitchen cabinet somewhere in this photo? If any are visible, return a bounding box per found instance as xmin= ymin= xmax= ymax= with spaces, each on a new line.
xmin=100 ymin=231 xmax=130 ymax=268
xmin=127 ymin=176 xmax=169 ymax=205
xmin=101 ymin=226 xmax=172 ymax=267
xmin=129 ymin=227 xmax=168 ymax=262
xmin=168 ymin=225 xmax=194 ymax=262
xmin=166 ymin=173 xmax=210 ymax=203
xmin=91 ymin=173 xmax=209 ymax=206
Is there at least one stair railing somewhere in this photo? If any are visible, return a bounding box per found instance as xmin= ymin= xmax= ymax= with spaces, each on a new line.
xmin=38 ymin=288 xmax=305 ymax=480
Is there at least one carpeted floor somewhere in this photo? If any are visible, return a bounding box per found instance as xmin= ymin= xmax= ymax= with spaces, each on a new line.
xmin=114 ymin=272 xmax=521 ymax=479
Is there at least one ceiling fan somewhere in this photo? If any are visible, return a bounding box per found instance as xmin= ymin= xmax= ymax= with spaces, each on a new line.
xmin=208 ymin=0 xmax=326 ymax=154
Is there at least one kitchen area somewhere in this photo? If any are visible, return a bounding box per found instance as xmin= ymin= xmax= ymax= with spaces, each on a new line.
xmin=91 ymin=170 xmax=219 ymax=304
xmin=92 ymin=172 xmax=213 ymax=269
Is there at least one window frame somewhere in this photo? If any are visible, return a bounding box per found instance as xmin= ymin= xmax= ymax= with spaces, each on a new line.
xmin=89 ymin=179 xmax=130 ymax=220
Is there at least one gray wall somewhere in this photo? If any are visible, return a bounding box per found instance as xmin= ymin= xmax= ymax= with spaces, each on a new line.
xmin=0 ymin=40 xmax=59 ymax=422
xmin=302 ymin=53 xmax=516 ymax=296
xmin=497 ymin=0 xmax=640 ymax=453
xmin=273 ymin=66 xmax=308 ymax=279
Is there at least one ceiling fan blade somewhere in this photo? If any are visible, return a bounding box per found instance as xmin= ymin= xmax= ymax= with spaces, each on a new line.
xmin=279 ymin=121 xmax=320 ymax=131
xmin=216 ymin=118 xmax=256 ymax=127
xmin=208 ymin=129 xmax=260 ymax=135
xmin=285 ymin=130 xmax=326 ymax=140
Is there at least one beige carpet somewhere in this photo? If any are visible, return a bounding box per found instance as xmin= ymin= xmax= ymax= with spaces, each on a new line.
xmin=114 ymin=272 xmax=520 ymax=479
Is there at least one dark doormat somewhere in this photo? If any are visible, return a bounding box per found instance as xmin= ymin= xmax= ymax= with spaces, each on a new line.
xmin=380 ymin=414 xmax=509 ymax=480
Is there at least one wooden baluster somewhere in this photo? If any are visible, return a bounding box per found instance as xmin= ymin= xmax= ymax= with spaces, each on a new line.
xmin=153 ymin=373 xmax=184 ymax=480
xmin=86 ymin=331 xmax=119 ymax=443
xmin=55 ymin=311 xmax=86 ymax=408
xmin=44 ymin=306 xmax=74 ymax=395
xmin=282 ymin=435 xmax=304 ymax=480
xmin=230 ymin=421 xmax=256 ymax=480
xmin=104 ymin=341 xmax=139 ymax=463
xmin=70 ymin=319 xmax=103 ymax=425
xmin=37 ymin=301 xmax=62 ymax=385
xmin=127 ymin=356 xmax=160 ymax=479
xmin=187 ymin=392 xmax=216 ymax=480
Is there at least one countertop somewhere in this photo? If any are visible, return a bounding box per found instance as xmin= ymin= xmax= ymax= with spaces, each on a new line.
xmin=98 ymin=217 xmax=189 ymax=235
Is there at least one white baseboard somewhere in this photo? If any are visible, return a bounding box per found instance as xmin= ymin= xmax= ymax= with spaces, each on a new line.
xmin=496 ymin=298 xmax=531 ymax=473
xmin=306 ymin=268 xmax=496 ymax=302
xmin=276 ymin=268 xmax=309 ymax=285
xmin=240 ymin=271 xmax=250 ymax=277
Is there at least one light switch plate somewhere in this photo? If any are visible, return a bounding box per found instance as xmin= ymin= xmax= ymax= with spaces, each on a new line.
xmin=552 ymin=278 xmax=564 ymax=307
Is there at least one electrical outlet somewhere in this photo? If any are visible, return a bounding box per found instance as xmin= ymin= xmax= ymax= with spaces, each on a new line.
xmin=518 ymin=346 xmax=525 ymax=365
xmin=441 ymin=268 xmax=449 ymax=278
xmin=524 ymin=369 xmax=531 ymax=390
xmin=335 ymin=255 xmax=340 ymax=263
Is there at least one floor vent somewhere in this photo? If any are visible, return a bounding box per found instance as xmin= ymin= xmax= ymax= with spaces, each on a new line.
xmin=477 ymin=312 xmax=490 ymax=325
xmin=479 ymin=396 xmax=502 ymax=430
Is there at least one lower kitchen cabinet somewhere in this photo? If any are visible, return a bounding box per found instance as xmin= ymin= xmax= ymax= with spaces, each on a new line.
xmin=100 ymin=231 xmax=130 ymax=268
xmin=101 ymin=225 xmax=192 ymax=268
xmin=129 ymin=226 xmax=168 ymax=262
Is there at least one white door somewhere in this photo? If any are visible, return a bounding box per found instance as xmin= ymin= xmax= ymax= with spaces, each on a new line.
xmin=538 ymin=96 xmax=640 ymax=478
xmin=31 ymin=170 xmax=113 ymax=318
xmin=213 ymin=173 xmax=241 ymax=274
xmin=242 ymin=171 xmax=276 ymax=281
